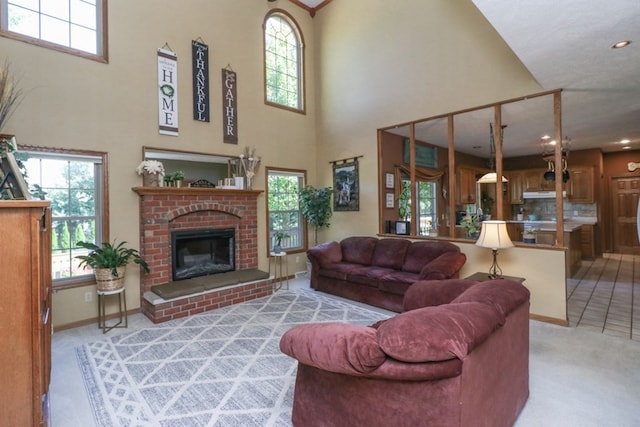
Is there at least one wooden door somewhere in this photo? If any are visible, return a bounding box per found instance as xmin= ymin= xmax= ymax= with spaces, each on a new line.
xmin=612 ymin=177 xmax=640 ymax=254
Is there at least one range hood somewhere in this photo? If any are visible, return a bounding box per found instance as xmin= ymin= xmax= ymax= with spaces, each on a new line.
xmin=522 ymin=190 xmax=567 ymax=199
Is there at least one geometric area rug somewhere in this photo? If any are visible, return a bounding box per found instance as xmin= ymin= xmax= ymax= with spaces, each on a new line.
xmin=75 ymin=289 xmax=389 ymax=427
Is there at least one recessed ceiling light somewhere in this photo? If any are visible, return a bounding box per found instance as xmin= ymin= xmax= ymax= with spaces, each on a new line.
xmin=612 ymin=40 xmax=631 ymax=49
xmin=541 ymin=135 xmax=551 ymax=140
xmin=622 ymin=146 xmax=631 ymax=150
xmin=620 ymin=139 xmax=630 ymax=144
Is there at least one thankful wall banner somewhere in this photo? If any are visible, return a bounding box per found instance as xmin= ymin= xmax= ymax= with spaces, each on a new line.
xmin=158 ymin=47 xmax=178 ymax=136
xmin=222 ymin=68 xmax=238 ymax=144
xmin=192 ymin=40 xmax=209 ymax=122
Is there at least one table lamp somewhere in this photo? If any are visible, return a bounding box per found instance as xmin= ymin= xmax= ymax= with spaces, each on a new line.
xmin=475 ymin=220 xmax=514 ymax=279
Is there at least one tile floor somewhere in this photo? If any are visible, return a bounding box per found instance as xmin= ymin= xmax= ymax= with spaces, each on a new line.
xmin=567 ymin=253 xmax=640 ymax=341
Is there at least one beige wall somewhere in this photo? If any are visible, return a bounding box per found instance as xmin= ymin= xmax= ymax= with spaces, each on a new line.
xmin=312 ymin=0 xmax=566 ymax=323
xmin=1 ymin=0 xmax=317 ymax=327
xmin=2 ymin=0 xmax=568 ymax=327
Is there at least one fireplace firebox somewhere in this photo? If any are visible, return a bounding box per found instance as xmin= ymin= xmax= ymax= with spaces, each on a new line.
xmin=171 ymin=228 xmax=235 ymax=281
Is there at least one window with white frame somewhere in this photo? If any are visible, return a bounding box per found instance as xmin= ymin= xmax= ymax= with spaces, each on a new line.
xmin=1 ymin=0 xmax=107 ymax=61
xmin=267 ymin=168 xmax=305 ymax=253
xmin=22 ymin=148 xmax=108 ymax=287
xmin=263 ymin=10 xmax=304 ymax=112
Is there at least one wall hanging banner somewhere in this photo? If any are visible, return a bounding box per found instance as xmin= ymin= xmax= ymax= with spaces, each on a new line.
xmin=158 ymin=48 xmax=179 ymax=136
xmin=192 ymin=40 xmax=209 ymax=122
xmin=222 ymin=68 xmax=238 ymax=144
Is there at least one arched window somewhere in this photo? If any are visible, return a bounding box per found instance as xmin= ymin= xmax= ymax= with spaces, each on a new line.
xmin=263 ymin=10 xmax=305 ymax=113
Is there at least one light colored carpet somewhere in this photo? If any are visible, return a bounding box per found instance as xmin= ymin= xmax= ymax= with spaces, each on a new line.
xmin=75 ymin=290 xmax=388 ymax=426
xmin=516 ymin=321 xmax=640 ymax=426
xmin=70 ymin=289 xmax=640 ymax=427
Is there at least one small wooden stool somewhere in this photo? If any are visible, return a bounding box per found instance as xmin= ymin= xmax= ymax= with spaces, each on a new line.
xmin=97 ymin=287 xmax=128 ymax=333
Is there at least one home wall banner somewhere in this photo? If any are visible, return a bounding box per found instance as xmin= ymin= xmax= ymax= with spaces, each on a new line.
xmin=158 ymin=48 xmax=178 ymax=136
xmin=192 ymin=40 xmax=209 ymax=122
xmin=222 ymin=68 xmax=238 ymax=144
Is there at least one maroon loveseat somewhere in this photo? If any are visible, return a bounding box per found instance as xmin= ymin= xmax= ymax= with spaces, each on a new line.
xmin=280 ymin=278 xmax=530 ymax=427
xmin=306 ymin=237 xmax=466 ymax=312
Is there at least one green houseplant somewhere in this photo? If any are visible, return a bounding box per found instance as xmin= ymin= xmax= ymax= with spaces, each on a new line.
xmin=299 ymin=185 xmax=333 ymax=246
xmin=272 ymin=231 xmax=289 ymax=254
xmin=75 ymin=240 xmax=150 ymax=291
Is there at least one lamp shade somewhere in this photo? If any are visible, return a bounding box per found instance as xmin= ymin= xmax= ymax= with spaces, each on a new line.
xmin=477 ymin=172 xmax=508 ymax=183
xmin=475 ymin=220 xmax=514 ymax=250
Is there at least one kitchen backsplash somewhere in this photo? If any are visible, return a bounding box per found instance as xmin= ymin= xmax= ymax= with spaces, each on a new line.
xmin=513 ymin=200 xmax=597 ymax=220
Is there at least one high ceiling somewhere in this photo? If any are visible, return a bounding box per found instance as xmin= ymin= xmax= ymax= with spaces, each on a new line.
xmin=294 ymin=0 xmax=640 ymax=157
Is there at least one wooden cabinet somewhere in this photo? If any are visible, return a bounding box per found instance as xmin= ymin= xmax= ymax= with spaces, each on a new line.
xmin=523 ymin=169 xmax=544 ymax=191
xmin=0 ymin=201 xmax=52 ymax=427
xmin=568 ymin=166 xmax=594 ymax=203
xmin=456 ymin=167 xmax=478 ymax=205
xmin=580 ymin=224 xmax=595 ymax=260
xmin=506 ymin=222 xmax=524 ymax=242
xmin=507 ymin=171 xmax=524 ymax=204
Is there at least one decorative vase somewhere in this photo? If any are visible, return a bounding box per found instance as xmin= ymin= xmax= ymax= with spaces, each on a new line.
xmin=94 ymin=266 xmax=126 ymax=291
xmin=246 ymin=175 xmax=253 ymax=190
xmin=143 ymin=173 xmax=161 ymax=187
xmin=273 ymin=244 xmax=282 ymax=254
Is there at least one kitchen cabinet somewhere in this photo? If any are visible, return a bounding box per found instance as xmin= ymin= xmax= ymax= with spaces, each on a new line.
xmin=0 ymin=201 xmax=52 ymax=427
xmin=568 ymin=166 xmax=594 ymax=203
xmin=507 ymin=171 xmax=524 ymax=204
xmin=580 ymin=224 xmax=595 ymax=259
xmin=506 ymin=222 xmax=524 ymax=242
xmin=523 ymin=169 xmax=545 ymax=191
xmin=456 ymin=167 xmax=478 ymax=205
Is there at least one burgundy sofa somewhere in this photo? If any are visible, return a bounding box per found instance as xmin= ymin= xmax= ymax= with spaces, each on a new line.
xmin=280 ymin=278 xmax=530 ymax=427
xmin=306 ymin=237 xmax=466 ymax=312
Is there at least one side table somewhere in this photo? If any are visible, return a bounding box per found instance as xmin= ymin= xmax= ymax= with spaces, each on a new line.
xmin=465 ymin=272 xmax=526 ymax=283
xmin=269 ymin=251 xmax=289 ymax=292
xmin=97 ymin=287 xmax=128 ymax=333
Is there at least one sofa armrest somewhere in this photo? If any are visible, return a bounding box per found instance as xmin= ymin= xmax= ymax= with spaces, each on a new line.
xmin=419 ymin=251 xmax=466 ymax=280
xmin=307 ymin=241 xmax=342 ymax=268
xmin=280 ymin=323 xmax=387 ymax=375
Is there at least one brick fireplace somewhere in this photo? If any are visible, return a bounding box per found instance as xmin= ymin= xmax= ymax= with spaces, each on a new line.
xmin=133 ymin=187 xmax=271 ymax=323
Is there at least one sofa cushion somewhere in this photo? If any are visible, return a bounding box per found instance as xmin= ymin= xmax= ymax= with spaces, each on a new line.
xmin=280 ymin=323 xmax=387 ymax=375
xmin=371 ymin=238 xmax=410 ymax=269
xmin=452 ymin=280 xmax=530 ymax=318
xmin=402 ymin=241 xmax=460 ymax=273
xmin=340 ymin=236 xmax=378 ymax=265
xmin=347 ymin=265 xmax=396 ymax=288
xmin=403 ymin=279 xmax=478 ymax=311
xmin=376 ymin=302 xmax=503 ymax=362
xmin=317 ymin=262 xmax=363 ymax=281
xmin=378 ymin=280 xmax=412 ymax=297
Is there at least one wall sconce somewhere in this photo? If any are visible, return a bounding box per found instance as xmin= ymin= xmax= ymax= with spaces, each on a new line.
xmin=475 ymin=220 xmax=514 ymax=279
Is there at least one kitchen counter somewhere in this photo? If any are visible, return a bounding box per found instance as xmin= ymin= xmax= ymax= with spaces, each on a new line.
xmin=506 ymin=217 xmax=597 ymax=232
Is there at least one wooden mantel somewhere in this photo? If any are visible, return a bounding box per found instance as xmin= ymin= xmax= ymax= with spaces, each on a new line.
xmin=132 ymin=186 xmax=263 ymax=197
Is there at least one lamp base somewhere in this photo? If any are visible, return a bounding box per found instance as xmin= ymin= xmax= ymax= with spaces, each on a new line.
xmin=487 ymin=249 xmax=503 ymax=280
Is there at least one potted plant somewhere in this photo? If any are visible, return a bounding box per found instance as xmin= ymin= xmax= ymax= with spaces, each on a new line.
xmin=75 ymin=240 xmax=150 ymax=291
xmin=299 ymin=185 xmax=333 ymax=247
xmin=272 ymin=231 xmax=289 ymax=254
xmin=460 ymin=213 xmax=481 ymax=239
xmin=172 ymin=170 xmax=185 ymax=187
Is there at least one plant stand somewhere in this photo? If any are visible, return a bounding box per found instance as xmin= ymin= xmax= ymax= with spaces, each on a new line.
xmin=269 ymin=251 xmax=289 ymax=292
xmin=97 ymin=287 xmax=127 ymax=334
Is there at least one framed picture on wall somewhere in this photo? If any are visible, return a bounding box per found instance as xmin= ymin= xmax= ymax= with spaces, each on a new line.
xmin=333 ymin=159 xmax=359 ymax=211
xmin=385 ymin=173 xmax=394 ymax=189
xmin=385 ymin=193 xmax=394 ymax=208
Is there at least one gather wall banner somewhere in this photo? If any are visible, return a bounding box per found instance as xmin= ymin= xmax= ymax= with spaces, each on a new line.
xmin=158 ymin=48 xmax=178 ymax=136
xmin=222 ymin=68 xmax=238 ymax=144
xmin=192 ymin=40 xmax=209 ymax=122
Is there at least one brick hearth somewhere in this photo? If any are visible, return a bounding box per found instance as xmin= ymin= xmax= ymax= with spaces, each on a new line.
xmin=133 ymin=187 xmax=271 ymax=323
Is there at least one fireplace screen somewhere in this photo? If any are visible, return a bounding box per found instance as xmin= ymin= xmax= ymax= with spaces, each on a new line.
xmin=172 ymin=228 xmax=235 ymax=281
